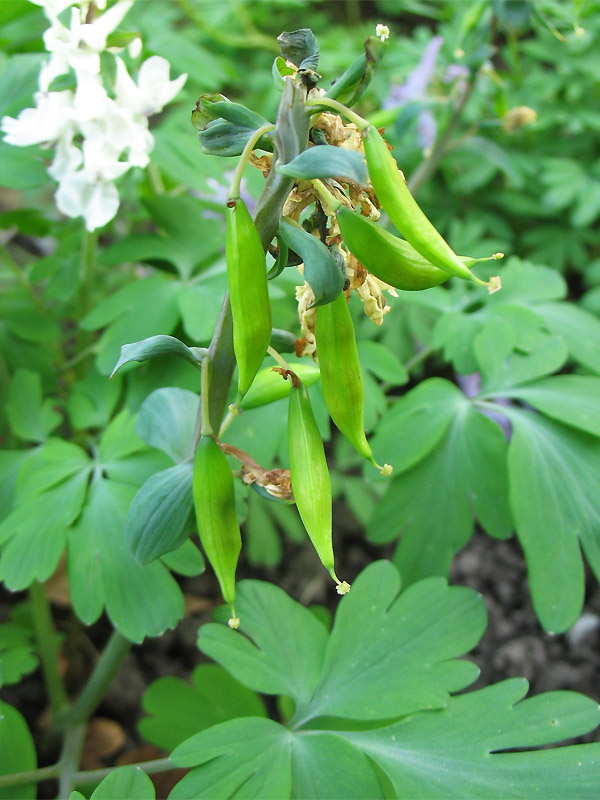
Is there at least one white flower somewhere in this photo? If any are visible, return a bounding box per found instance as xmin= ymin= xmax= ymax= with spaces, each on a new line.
xmin=1 ymin=90 xmax=74 ymax=145
xmin=114 ymin=55 xmax=187 ymax=116
xmin=1 ymin=0 xmax=185 ymax=231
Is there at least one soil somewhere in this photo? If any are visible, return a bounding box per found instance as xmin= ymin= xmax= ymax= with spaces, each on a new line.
xmin=2 ymin=506 xmax=600 ymax=798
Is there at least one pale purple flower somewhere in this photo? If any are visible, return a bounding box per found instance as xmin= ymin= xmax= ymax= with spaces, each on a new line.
xmin=383 ymin=36 xmax=443 ymax=149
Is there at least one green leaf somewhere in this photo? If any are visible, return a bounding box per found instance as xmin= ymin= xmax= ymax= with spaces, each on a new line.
xmin=474 ymin=318 xmax=568 ymax=392
xmin=276 ymin=146 xmax=367 ymax=186
xmin=0 ymin=616 xmax=37 ymax=686
xmin=245 ymin=491 xmax=283 ymax=567
xmin=369 ymin=378 xmax=465 ymax=473
xmin=198 ymin=118 xmax=273 ymax=157
xmin=194 ymin=94 xmax=271 ymax=131
xmin=177 ymin=285 xmax=224 ymax=344
xmin=89 ymin=766 xmax=155 ymax=799
xmin=340 ymin=680 xmax=600 ymax=799
xmin=135 ymin=388 xmax=199 ymax=464
xmin=98 ymin=410 xmax=170 ymax=486
xmin=0 ymin=141 xmax=49 ymax=190
xmin=0 ymin=471 xmax=89 ymax=590
xmin=15 ymin=439 xmax=90 ymax=501
xmin=67 ymin=367 xmax=122 ymax=432
xmin=507 ymin=409 xmax=600 ymax=633
xmin=110 ymin=335 xmax=202 ymax=378
xmin=139 ymin=664 xmax=267 ymax=751
xmin=170 ymin=718 xmax=383 ymax=800
xmin=277 ymin=28 xmax=319 ymax=71
xmin=278 ymin=218 xmax=344 ymax=307
xmin=81 ymin=275 xmax=182 ymax=375
xmin=537 ymin=301 xmax=600 ymax=374
xmin=502 ymin=375 xmax=600 ymax=437
xmin=199 ymin=578 xmax=328 ymax=711
xmin=357 ymin=340 xmax=408 ymax=386
xmin=5 ymin=368 xmax=61 ymax=442
xmin=160 ymin=539 xmax=204 ymax=577
xmin=199 ymin=562 xmax=485 ymax=724
xmin=126 ymin=462 xmax=194 ymax=565
xmin=0 ymin=701 xmax=36 ymax=799
xmin=369 ymin=407 xmax=512 ymax=585
xmin=68 ymin=479 xmax=184 ymax=642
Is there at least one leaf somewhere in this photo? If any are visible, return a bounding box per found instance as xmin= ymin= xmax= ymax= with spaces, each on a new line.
xmin=240 ymin=362 xmax=320 ymax=411
xmin=276 ymin=146 xmax=367 ymax=186
xmin=474 ymin=318 xmax=568 ymax=392
xmin=176 ymin=563 xmax=600 ymax=799
xmin=245 ymin=491 xmax=283 ymax=567
xmin=369 ymin=378 xmax=465 ymax=473
xmin=125 ymin=462 xmax=194 ymax=565
xmin=277 ymin=28 xmax=319 ymax=71
xmin=0 ymin=701 xmax=36 ymax=799
xmin=68 ymin=367 xmax=122 ymax=431
xmin=0 ymin=617 xmax=37 ymax=686
xmin=502 ymin=375 xmax=600 ymax=437
xmin=98 ymin=410 xmax=170 ymax=486
xmin=5 ymin=368 xmax=61 ymax=442
xmin=198 ymin=118 xmax=274 ymax=157
xmin=15 ymin=439 xmax=90 ymax=501
xmin=89 ymin=766 xmax=155 ymax=799
xmin=368 ymin=406 xmax=512 ymax=585
xmin=199 ymin=579 xmax=329 ymax=711
xmin=68 ymin=479 xmax=184 ymax=642
xmin=81 ymin=275 xmax=182 ymax=375
xmin=199 ymin=562 xmax=485 ymax=724
xmin=507 ymin=409 xmax=600 ymax=633
xmin=537 ymin=301 xmax=600 ymax=374
xmin=357 ymin=340 xmax=408 ymax=386
xmin=160 ymin=539 xmax=204 ymax=577
xmin=110 ymin=335 xmax=202 ymax=378
xmin=0 ymin=471 xmax=90 ymax=590
xmin=135 ymin=388 xmax=199 ymax=464
xmin=170 ymin=718 xmax=383 ymax=800
xmin=194 ymin=94 xmax=270 ymax=131
xmin=340 ymin=680 xmax=600 ymax=799
xmin=0 ymin=141 xmax=49 ymax=190
xmin=278 ymin=218 xmax=344 ymax=307
xmin=177 ymin=285 xmax=224 ymax=344
xmin=139 ymin=664 xmax=267 ymax=751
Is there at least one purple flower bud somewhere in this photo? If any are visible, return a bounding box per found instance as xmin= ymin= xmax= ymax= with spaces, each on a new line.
xmin=443 ymin=64 xmax=469 ymax=84
xmin=416 ymin=109 xmax=437 ymax=149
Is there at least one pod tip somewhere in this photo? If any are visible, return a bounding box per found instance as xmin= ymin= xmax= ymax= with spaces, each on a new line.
xmin=228 ymin=402 xmax=240 ymax=416
xmin=228 ymin=607 xmax=240 ymax=629
xmin=380 ymin=463 xmax=393 ymax=477
xmin=492 ymin=252 xmax=504 ymax=260
xmin=336 ymin=581 xmax=351 ymax=595
xmin=487 ymin=275 xmax=502 ymax=294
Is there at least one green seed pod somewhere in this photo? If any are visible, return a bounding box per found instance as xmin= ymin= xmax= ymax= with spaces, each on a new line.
xmin=193 ymin=435 xmax=242 ymax=627
xmin=226 ymin=197 xmax=272 ymax=407
xmin=337 ymin=206 xmax=499 ymax=291
xmin=315 ymin=292 xmax=391 ymax=476
xmin=362 ymin=125 xmax=500 ymax=293
xmin=241 ymin=362 xmax=320 ymax=410
xmin=287 ymin=373 xmax=349 ymax=594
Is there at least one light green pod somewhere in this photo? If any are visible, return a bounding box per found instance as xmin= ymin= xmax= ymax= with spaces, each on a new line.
xmin=316 ymin=292 xmax=386 ymax=473
xmin=226 ymin=197 xmax=272 ymax=407
xmin=193 ymin=435 xmax=241 ymax=626
xmin=362 ymin=125 xmax=493 ymax=288
xmin=287 ymin=375 xmax=349 ymax=593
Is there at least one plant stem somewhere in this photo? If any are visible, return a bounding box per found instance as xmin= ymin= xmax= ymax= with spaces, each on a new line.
xmin=79 ymin=228 xmax=98 ymax=317
xmin=0 ymin=757 xmax=176 ymax=792
xmin=305 ymin=96 xmax=368 ymax=130
xmin=200 ymin=355 xmax=214 ymax=438
xmin=56 ymin=631 xmax=131 ymax=729
xmin=57 ymin=723 xmax=86 ymax=798
xmin=72 ymin=757 xmax=175 ymax=785
xmin=0 ymin=765 xmax=60 ymax=790
xmin=228 ymin=123 xmax=275 ymax=200
xmin=29 ymin=581 xmax=69 ymax=716
xmin=407 ymin=80 xmax=476 ymax=196
xmin=267 ymin=345 xmax=292 ymax=371
xmin=403 ymin=343 xmax=435 ymax=373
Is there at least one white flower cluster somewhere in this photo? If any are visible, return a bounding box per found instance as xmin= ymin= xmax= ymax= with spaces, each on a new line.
xmin=1 ymin=0 xmax=187 ymax=231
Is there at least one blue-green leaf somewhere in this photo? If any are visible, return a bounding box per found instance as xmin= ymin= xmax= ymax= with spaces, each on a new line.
xmin=277 ymin=146 xmax=368 ymax=185
xmin=278 ymin=218 xmax=344 ymax=307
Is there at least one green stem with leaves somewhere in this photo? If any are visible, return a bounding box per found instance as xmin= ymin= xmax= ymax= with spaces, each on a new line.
xmin=79 ymin=228 xmax=98 ymax=317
